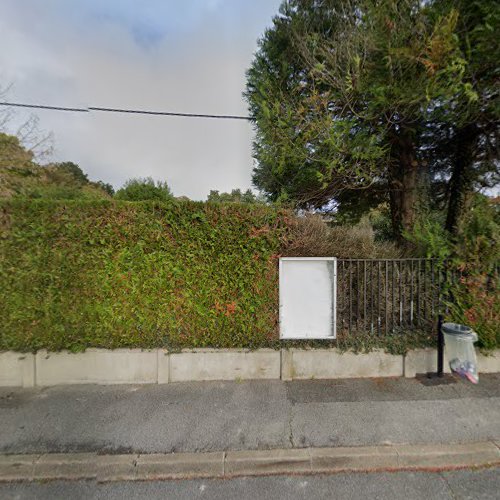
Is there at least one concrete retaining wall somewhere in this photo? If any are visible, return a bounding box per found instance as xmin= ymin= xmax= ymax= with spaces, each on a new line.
xmin=283 ymin=349 xmax=403 ymax=380
xmin=477 ymin=350 xmax=500 ymax=373
xmin=169 ymin=349 xmax=280 ymax=382
xmin=0 ymin=352 xmax=35 ymax=388
xmin=35 ymin=349 xmax=158 ymax=386
xmin=1 ymin=348 xmax=499 ymax=387
xmin=405 ymin=348 xmax=500 ymax=378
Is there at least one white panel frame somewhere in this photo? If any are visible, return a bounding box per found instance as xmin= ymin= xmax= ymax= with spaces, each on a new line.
xmin=279 ymin=257 xmax=337 ymax=340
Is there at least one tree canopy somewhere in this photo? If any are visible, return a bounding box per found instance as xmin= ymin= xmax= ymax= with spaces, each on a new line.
xmin=0 ymin=132 xmax=112 ymax=200
xmin=207 ymin=188 xmax=264 ymax=204
xmin=115 ymin=177 xmax=174 ymax=202
xmin=245 ymin=0 xmax=498 ymax=240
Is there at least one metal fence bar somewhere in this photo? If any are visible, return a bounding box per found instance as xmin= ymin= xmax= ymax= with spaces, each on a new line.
xmin=357 ymin=261 xmax=361 ymax=331
xmin=417 ymin=260 xmax=421 ymax=324
xmin=364 ymin=260 xmax=367 ymax=332
xmin=348 ymin=263 xmax=352 ymax=333
xmin=385 ymin=261 xmax=389 ymax=336
xmin=431 ymin=260 xmax=435 ymax=316
xmin=399 ymin=261 xmax=403 ymax=327
xmin=377 ymin=261 xmax=381 ymax=335
xmin=336 ymin=258 xmax=441 ymax=336
xmin=423 ymin=260 xmax=428 ymax=321
xmin=392 ymin=261 xmax=396 ymax=333
xmin=370 ymin=261 xmax=374 ymax=334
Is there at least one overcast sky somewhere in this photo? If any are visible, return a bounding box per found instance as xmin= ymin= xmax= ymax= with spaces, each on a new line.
xmin=0 ymin=0 xmax=281 ymax=199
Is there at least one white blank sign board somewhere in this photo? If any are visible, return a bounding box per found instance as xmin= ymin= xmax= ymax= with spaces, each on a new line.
xmin=279 ymin=257 xmax=336 ymax=339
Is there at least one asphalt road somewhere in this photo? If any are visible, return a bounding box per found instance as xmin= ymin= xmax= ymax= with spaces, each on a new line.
xmin=1 ymin=468 xmax=499 ymax=500
xmin=1 ymin=375 xmax=500 ymax=454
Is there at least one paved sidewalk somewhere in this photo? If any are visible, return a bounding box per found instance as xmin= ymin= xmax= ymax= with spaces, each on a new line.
xmin=1 ymin=375 xmax=499 ymax=455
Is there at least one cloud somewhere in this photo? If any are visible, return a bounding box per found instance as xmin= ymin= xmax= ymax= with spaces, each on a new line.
xmin=0 ymin=0 xmax=281 ymax=199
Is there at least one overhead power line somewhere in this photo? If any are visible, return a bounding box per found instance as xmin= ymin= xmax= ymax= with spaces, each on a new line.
xmin=0 ymin=102 xmax=88 ymax=113
xmin=0 ymin=101 xmax=252 ymax=121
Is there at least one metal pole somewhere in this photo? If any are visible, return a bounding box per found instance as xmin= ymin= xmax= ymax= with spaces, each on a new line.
xmin=437 ymin=314 xmax=444 ymax=377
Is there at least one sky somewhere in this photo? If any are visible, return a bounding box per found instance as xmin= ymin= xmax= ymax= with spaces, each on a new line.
xmin=0 ymin=0 xmax=282 ymax=199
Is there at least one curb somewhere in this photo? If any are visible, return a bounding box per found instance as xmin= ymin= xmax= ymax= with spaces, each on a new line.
xmin=1 ymin=442 xmax=499 ymax=482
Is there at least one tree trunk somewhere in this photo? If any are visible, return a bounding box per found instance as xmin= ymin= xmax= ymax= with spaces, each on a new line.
xmin=388 ymin=127 xmax=420 ymax=245
xmin=445 ymin=125 xmax=477 ymax=236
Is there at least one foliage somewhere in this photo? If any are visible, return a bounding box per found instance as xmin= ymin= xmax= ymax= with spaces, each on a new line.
xmin=1 ymin=199 xmax=495 ymax=353
xmin=0 ymin=132 xmax=111 ymax=200
xmin=427 ymin=0 xmax=500 ymax=234
xmin=406 ymin=194 xmax=499 ymax=269
xmin=447 ymin=275 xmax=500 ymax=351
xmin=95 ymin=181 xmax=115 ymax=196
xmin=0 ymin=133 xmax=34 ymax=169
xmin=455 ymin=194 xmax=500 ymax=273
xmin=429 ymin=0 xmax=499 ymax=129
xmin=207 ymin=188 xmax=265 ymax=204
xmin=405 ymin=193 xmax=499 ymax=348
xmin=281 ymin=213 xmax=402 ymax=259
xmin=115 ymin=177 xmax=173 ymax=202
xmin=0 ymin=200 xmax=437 ymax=354
xmin=404 ymin=212 xmax=452 ymax=261
xmin=445 ymin=197 xmax=499 ymax=350
xmin=245 ymin=0 xmax=470 ymax=238
xmin=50 ymin=162 xmax=88 ymax=184
xmin=25 ymin=184 xmax=111 ymax=201
xmin=0 ymin=200 xmax=286 ymax=352
xmin=0 ymin=84 xmax=54 ymax=163
xmin=365 ymin=204 xmax=395 ymax=243
xmin=333 ymin=189 xmax=388 ymax=227
xmin=0 ymin=133 xmax=37 ymax=197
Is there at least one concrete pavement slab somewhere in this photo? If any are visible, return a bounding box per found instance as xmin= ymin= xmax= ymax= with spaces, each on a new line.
xmin=285 ymin=377 xmax=459 ymax=403
xmin=289 ymin=398 xmax=500 ymax=448
xmin=0 ymin=381 xmax=290 ymax=454
xmin=1 ymin=376 xmax=499 ymax=455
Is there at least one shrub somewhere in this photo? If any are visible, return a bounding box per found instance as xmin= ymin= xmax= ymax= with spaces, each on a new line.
xmin=0 ymin=199 xmax=286 ymax=352
xmin=115 ymin=178 xmax=173 ymax=202
xmin=457 ymin=195 xmax=500 ymax=274
xmin=282 ymin=213 xmax=402 ymax=258
xmin=447 ymin=274 xmax=500 ymax=351
xmin=0 ymin=200 xmax=450 ymax=353
xmin=25 ymin=184 xmax=110 ymax=201
xmin=403 ymin=196 xmax=500 ymax=349
xmin=404 ymin=215 xmax=452 ymax=261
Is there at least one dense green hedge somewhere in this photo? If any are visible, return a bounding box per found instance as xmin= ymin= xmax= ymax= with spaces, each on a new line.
xmin=0 ymin=200 xmax=286 ymax=351
xmin=0 ymin=200 xmax=438 ymax=354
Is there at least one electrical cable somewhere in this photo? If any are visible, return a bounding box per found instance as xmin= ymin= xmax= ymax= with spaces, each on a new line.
xmin=0 ymin=101 xmax=252 ymax=120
